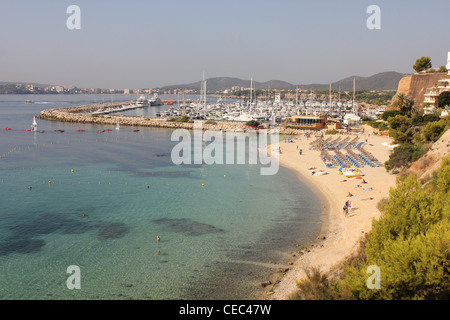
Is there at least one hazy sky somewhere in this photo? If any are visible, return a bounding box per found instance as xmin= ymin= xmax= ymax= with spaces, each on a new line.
xmin=1 ymin=0 xmax=449 ymax=89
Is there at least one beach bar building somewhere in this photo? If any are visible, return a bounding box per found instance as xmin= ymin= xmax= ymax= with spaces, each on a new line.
xmin=284 ymin=115 xmax=328 ymax=129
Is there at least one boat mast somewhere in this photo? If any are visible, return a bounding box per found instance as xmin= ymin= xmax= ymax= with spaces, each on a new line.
xmin=329 ymin=83 xmax=332 ymax=117
xmin=352 ymin=77 xmax=355 ymax=114
xmin=202 ymin=71 xmax=206 ymax=117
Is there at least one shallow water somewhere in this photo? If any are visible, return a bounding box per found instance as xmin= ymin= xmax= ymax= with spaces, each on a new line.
xmin=0 ymin=95 xmax=323 ymax=299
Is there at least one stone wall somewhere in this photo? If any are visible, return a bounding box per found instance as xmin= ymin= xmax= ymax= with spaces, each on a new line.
xmin=393 ymin=73 xmax=447 ymax=107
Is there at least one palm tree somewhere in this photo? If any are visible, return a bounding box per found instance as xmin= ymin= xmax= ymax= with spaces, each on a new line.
xmin=392 ymin=93 xmax=416 ymax=117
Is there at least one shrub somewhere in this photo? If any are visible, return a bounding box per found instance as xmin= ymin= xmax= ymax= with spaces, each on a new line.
xmin=180 ymin=115 xmax=190 ymax=122
xmin=380 ymin=110 xmax=400 ymax=121
xmin=342 ymin=158 xmax=450 ymax=299
xmin=388 ymin=115 xmax=415 ymax=144
xmin=384 ymin=144 xmax=423 ymax=171
xmin=246 ymin=120 xmax=260 ymax=127
xmin=325 ymin=129 xmax=339 ymax=135
xmin=423 ymin=120 xmax=447 ymax=142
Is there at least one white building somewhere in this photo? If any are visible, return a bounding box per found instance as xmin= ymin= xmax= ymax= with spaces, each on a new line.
xmin=422 ymin=51 xmax=450 ymax=114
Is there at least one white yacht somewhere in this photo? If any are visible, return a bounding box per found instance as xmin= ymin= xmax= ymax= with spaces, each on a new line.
xmin=136 ymin=95 xmax=148 ymax=107
xmin=149 ymin=93 xmax=163 ymax=106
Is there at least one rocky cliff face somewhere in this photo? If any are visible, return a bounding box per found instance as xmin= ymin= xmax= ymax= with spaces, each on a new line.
xmin=393 ymin=73 xmax=447 ymax=108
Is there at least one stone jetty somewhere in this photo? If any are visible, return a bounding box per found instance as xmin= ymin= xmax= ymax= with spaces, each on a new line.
xmin=37 ymin=102 xmax=312 ymax=135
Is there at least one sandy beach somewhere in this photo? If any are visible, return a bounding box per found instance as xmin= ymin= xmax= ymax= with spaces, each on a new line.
xmin=267 ymin=129 xmax=398 ymax=299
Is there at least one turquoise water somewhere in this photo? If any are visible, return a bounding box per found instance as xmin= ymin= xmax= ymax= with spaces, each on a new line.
xmin=0 ymin=95 xmax=323 ymax=300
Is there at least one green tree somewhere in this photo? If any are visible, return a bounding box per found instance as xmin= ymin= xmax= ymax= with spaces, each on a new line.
xmin=388 ymin=114 xmax=415 ymax=144
xmin=342 ymin=158 xmax=450 ymax=299
xmin=438 ymin=66 xmax=448 ymax=73
xmin=392 ymin=93 xmax=416 ymax=117
xmin=423 ymin=119 xmax=447 ymax=142
xmin=413 ymin=56 xmax=432 ymax=73
xmin=380 ymin=109 xmax=401 ymax=121
xmin=437 ymin=91 xmax=450 ymax=109
xmin=384 ymin=143 xmax=423 ymax=170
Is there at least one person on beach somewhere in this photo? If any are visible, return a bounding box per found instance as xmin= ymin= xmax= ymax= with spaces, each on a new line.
xmin=343 ymin=202 xmax=348 ymax=217
xmin=347 ymin=192 xmax=353 ymax=197
xmin=347 ymin=200 xmax=352 ymax=214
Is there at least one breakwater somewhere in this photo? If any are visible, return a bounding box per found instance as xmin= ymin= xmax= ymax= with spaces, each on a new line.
xmin=37 ymin=102 xmax=311 ymax=135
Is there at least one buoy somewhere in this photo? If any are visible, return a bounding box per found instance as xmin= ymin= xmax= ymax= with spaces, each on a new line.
xmin=202 ymin=184 xmax=205 ymax=188
xmin=224 ymin=175 xmax=226 ymax=177
xmin=156 ymin=236 xmax=160 ymax=242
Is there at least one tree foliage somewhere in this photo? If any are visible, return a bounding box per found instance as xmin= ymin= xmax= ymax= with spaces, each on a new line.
xmin=384 ymin=143 xmax=423 ymax=171
xmin=413 ymin=56 xmax=432 ymax=73
xmin=246 ymin=120 xmax=260 ymax=127
xmin=387 ymin=115 xmax=416 ymax=144
xmin=392 ymin=93 xmax=416 ymax=117
xmin=342 ymin=157 xmax=450 ymax=299
xmin=437 ymin=91 xmax=450 ymax=109
xmin=437 ymin=66 xmax=448 ymax=73
xmin=423 ymin=119 xmax=447 ymax=142
xmin=380 ymin=110 xmax=401 ymax=121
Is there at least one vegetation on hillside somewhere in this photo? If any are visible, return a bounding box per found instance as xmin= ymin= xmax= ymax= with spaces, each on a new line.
xmin=362 ymin=93 xmax=449 ymax=171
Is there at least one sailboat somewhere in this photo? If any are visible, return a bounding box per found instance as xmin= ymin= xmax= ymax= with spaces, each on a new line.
xmin=31 ymin=117 xmax=37 ymax=131
xmin=115 ymin=123 xmax=120 ymax=130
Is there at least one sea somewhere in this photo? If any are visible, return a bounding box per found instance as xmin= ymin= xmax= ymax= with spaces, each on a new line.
xmin=0 ymin=94 xmax=324 ymax=300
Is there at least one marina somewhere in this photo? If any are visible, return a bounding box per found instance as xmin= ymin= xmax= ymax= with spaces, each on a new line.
xmin=84 ymin=78 xmax=363 ymax=132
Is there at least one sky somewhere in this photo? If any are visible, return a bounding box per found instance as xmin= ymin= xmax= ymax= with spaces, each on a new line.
xmin=1 ymin=0 xmax=449 ymax=89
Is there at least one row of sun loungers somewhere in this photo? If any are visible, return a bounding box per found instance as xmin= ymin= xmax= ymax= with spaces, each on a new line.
xmin=311 ymin=136 xmax=382 ymax=169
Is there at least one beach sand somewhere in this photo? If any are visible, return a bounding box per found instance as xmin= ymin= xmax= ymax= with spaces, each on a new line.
xmin=266 ymin=130 xmax=398 ymax=299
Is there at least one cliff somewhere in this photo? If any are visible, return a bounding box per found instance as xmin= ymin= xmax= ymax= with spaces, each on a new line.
xmin=393 ymin=72 xmax=447 ymax=108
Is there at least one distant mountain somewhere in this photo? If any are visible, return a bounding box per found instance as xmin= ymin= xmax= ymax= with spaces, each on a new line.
xmin=159 ymin=77 xmax=294 ymax=91
xmin=158 ymin=71 xmax=405 ymax=92
xmin=301 ymin=71 xmax=406 ymax=91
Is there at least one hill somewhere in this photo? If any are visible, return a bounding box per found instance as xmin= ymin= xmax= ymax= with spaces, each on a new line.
xmin=300 ymin=71 xmax=405 ymax=91
xmin=158 ymin=71 xmax=405 ymax=92
xmin=159 ymin=77 xmax=294 ymax=91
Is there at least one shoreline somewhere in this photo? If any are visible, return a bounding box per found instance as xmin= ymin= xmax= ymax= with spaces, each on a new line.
xmin=262 ymin=131 xmax=397 ymax=299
